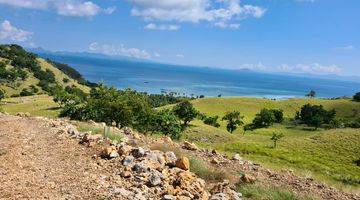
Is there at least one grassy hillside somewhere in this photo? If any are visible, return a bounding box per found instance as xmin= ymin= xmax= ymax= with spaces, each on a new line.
xmin=182 ymin=98 xmax=360 ymax=193
xmin=0 ymin=44 xmax=90 ymax=97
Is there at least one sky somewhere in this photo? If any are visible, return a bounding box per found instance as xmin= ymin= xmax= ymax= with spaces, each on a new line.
xmin=0 ymin=0 xmax=359 ymax=76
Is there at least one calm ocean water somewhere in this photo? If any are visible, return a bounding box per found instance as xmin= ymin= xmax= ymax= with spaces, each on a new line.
xmin=39 ymin=53 xmax=360 ymax=98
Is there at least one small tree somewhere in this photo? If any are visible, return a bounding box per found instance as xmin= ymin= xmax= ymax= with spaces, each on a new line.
xmin=271 ymin=133 xmax=284 ymax=148
xmin=252 ymin=109 xmax=276 ymax=129
xmin=354 ymin=92 xmax=360 ymax=102
xmin=0 ymin=90 xmax=4 ymax=101
xmin=154 ymin=109 xmax=182 ymax=139
xmin=203 ymin=115 xmax=220 ymax=128
xmin=173 ymin=100 xmax=198 ymax=126
xmin=306 ymin=90 xmax=316 ymax=98
xmin=222 ymin=111 xmax=244 ymax=133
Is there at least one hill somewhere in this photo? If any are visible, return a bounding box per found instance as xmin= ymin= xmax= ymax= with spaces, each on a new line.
xmin=0 ymin=44 xmax=91 ymax=97
xmin=180 ymin=97 xmax=360 ymax=193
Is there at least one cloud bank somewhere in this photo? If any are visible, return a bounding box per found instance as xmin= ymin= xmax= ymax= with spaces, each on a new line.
xmin=0 ymin=0 xmax=115 ymax=17
xmin=89 ymin=42 xmax=151 ymax=59
xmin=127 ymin=0 xmax=266 ymax=30
xmin=0 ymin=20 xmax=33 ymax=42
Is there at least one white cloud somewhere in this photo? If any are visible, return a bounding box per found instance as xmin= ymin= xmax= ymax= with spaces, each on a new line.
xmin=0 ymin=0 xmax=115 ymax=17
xmin=89 ymin=42 xmax=151 ymax=59
xmin=154 ymin=52 xmax=161 ymax=57
xmin=145 ymin=23 xmax=180 ymax=31
xmin=0 ymin=20 xmax=33 ymax=42
xmin=277 ymin=63 xmax=342 ymax=74
xmin=127 ymin=0 xmax=266 ymax=29
xmin=239 ymin=62 xmax=267 ymax=71
xmin=176 ymin=54 xmax=185 ymax=58
xmin=333 ymin=45 xmax=355 ymax=51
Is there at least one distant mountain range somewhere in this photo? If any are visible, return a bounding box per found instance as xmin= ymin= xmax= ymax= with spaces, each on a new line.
xmin=28 ymin=47 xmax=360 ymax=84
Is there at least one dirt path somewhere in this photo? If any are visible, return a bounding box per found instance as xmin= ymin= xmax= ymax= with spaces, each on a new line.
xmin=0 ymin=115 xmax=109 ymax=199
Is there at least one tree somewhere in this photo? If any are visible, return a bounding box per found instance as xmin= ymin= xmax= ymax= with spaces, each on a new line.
xmin=354 ymin=92 xmax=360 ymax=102
xmin=297 ymin=104 xmax=336 ymax=129
xmin=0 ymin=89 xmax=4 ymax=101
xmin=222 ymin=111 xmax=244 ymax=133
xmin=306 ymin=90 xmax=316 ymax=98
xmin=271 ymin=133 xmax=284 ymax=148
xmin=173 ymin=100 xmax=198 ymax=126
xmin=252 ymin=109 xmax=276 ymax=129
xmin=272 ymin=109 xmax=284 ymax=123
xmin=154 ymin=109 xmax=182 ymax=139
xmin=203 ymin=116 xmax=220 ymax=128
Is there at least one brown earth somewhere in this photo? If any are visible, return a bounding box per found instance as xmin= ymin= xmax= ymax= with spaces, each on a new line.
xmin=0 ymin=114 xmax=359 ymax=200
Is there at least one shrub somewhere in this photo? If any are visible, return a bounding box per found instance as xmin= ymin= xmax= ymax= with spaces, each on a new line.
xmin=0 ymin=89 xmax=4 ymax=101
xmin=222 ymin=111 xmax=244 ymax=133
xmin=297 ymin=104 xmax=336 ymax=129
xmin=271 ymin=133 xmax=284 ymax=148
xmin=203 ymin=116 xmax=220 ymax=128
xmin=252 ymin=109 xmax=276 ymax=129
xmin=173 ymin=100 xmax=198 ymax=126
xmin=154 ymin=109 xmax=182 ymax=139
xmin=20 ymin=88 xmax=34 ymax=96
xmin=354 ymin=92 xmax=360 ymax=102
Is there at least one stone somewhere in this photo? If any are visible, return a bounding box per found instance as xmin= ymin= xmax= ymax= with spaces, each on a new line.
xmin=80 ymin=133 xmax=102 ymax=144
xmin=123 ymin=156 xmax=135 ymax=166
xmin=101 ymin=146 xmax=118 ymax=158
xmin=67 ymin=127 xmax=79 ymax=136
xmin=114 ymin=187 xmax=133 ymax=196
xmin=210 ymin=193 xmax=227 ymax=200
xmin=159 ymin=136 xmax=172 ymax=144
xmin=132 ymin=147 xmax=146 ymax=158
xmin=212 ymin=149 xmax=218 ymax=155
xmin=120 ymin=171 xmax=132 ymax=178
xmin=211 ymin=158 xmax=220 ymax=165
xmin=148 ymin=172 xmax=162 ymax=186
xmin=241 ymin=174 xmax=256 ymax=184
xmin=175 ymin=157 xmax=190 ymax=170
xmin=118 ymin=145 xmax=133 ymax=156
xmin=146 ymin=151 xmax=166 ymax=166
xmin=163 ymin=195 xmax=176 ymax=200
xmin=133 ymin=132 xmax=141 ymax=140
xmin=164 ymin=151 xmax=177 ymax=166
xmin=183 ymin=141 xmax=199 ymax=151
xmin=232 ymin=154 xmax=242 ymax=161
xmin=124 ymin=127 xmax=132 ymax=135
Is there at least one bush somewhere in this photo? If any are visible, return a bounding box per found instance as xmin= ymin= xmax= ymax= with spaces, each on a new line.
xmin=153 ymin=109 xmax=182 ymax=139
xmin=252 ymin=109 xmax=276 ymax=128
xmin=203 ymin=116 xmax=220 ymax=127
xmin=173 ymin=100 xmax=198 ymax=126
xmin=0 ymin=89 xmax=4 ymax=101
xmin=20 ymin=88 xmax=34 ymax=96
xmin=222 ymin=111 xmax=244 ymax=133
xmin=297 ymin=104 xmax=336 ymax=129
xmin=354 ymin=92 xmax=360 ymax=102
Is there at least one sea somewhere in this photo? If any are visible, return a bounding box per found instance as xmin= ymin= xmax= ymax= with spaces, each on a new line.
xmin=37 ymin=52 xmax=360 ymax=99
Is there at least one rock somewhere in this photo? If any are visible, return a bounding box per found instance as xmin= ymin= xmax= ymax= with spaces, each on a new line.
xmin=80 ymin=133 xmax=102 ymax=144
xmin=211 ymin=158 xmax=220 ymax=165
xmin=118 ymin=145 xmax=133 ymax=156
xmin=159 ymin=136 xmax=173 ymax=144
xmin=123 ymin=156 xmax=135 ymax=166
xmin=101 ymin=146 xmax=118 ymax=159
xmin=241 ymin=174 xmax=256 ymax=184
xmin=232 ymin=154 xmax=242 ymax=161
xmin=133 ymin=132 xmax=141 ymax=140
xmin=163 ymin=195 xmax=176 ymax=200
xmin=146 ymin=151 xmax=166 ymax=165
xmin=210 ymin=193 xmax=227 ymax=200
xmin=212 ymin=149 xmax=218 ymax=155
xmin=120 ymin=171 xmax=132 ymax=178
xmin=132 ymin=147 xmax=146 ymax=158
xmin=164 ymin=151 xmax=177 ymax=166
xmin=124 ymin=127 xmax=132 ymax=135
xmin=67 ymin=127 xmax=79 ymax=136
xmin=16 ymin=112 xmax=30 ymax=117
xmin=175 ymin=157 xmax=190 ymax=170
xmin=148 ymin=171 xmax=162 ymax=186
xmin=183 ymin=141 xmax=199 ymax=151
xmin=114 ymin=187 xmax=133 ymax=196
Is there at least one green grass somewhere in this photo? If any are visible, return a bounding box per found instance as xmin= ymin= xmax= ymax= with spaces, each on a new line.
xmin=1 ymin=95 xmax=60 ymax=118
xmin=181 ymin=97 xmax=360 ymax=193
xmin=238 ymin=183 xmax=314 ymax=200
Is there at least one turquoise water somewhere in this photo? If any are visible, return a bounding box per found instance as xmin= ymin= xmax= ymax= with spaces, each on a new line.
xmin=39 ymin=53 xmax=360 ymax=98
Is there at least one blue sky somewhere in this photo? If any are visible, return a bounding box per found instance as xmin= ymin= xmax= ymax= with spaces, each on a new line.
xmin=0 ymin=0 xmax=359 ymax=76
